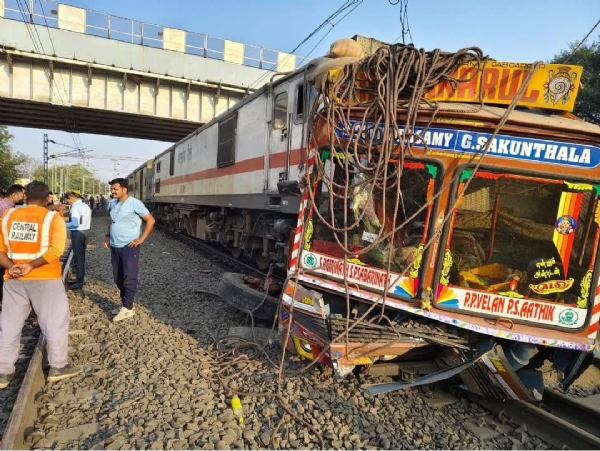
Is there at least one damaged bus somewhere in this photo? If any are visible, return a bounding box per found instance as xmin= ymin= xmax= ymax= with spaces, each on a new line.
xmin=278 ymin=40 xmax=600 ymax=401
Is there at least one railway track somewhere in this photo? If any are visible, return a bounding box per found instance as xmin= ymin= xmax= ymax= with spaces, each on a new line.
xmin=0 ymin=222 xmax=576 ymax=450
xmin=162 ymin=227 xmax=284 ymax=280
xmin=0 ymin=222 xmax=285 ymax=450
xmin=472 ymin=387 xmax=600 ymax=450
xmin=1 ymin=246 xmax=73 ymax=450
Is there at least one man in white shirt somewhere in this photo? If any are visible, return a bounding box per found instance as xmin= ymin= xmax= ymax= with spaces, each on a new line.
xmin=64 ymin=192 xmax=92 ymax=290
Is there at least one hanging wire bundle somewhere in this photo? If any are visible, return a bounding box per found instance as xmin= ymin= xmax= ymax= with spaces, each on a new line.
xmin=307 ymin=44 xmax=486 ymax=266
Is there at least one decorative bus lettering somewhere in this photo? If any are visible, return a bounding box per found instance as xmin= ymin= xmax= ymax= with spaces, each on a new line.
xmin=335 ymin=123 xmax=600 ymax=169
xmin=425 ymin=67 xmax=541 ymax=103
xmin=318 ymin=256 xmax=394 ymax=289
xmin=463 ymin=291 xmax=556 ymax=322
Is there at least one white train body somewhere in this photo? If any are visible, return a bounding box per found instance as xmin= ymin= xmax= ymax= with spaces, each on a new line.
xmin=129 ymin=68 xmax=315 ymax=268
xmin=127 ymin=162 xmax=153 ymax=204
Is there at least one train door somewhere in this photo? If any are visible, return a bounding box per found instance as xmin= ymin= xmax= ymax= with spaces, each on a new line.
xmin=268 ymin=82 xmax=291 ymax=192
xmin=146 ymin=163 xmax=154 ymax=202
xmin=290 ymin=82 xmax=317 ymax=180
xmin=139 ymin=169 xmax=144 ymax=201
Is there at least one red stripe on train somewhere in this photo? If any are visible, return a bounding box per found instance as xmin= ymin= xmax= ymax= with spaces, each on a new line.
xmin=161 ymin=148 xmax=303 ymax=186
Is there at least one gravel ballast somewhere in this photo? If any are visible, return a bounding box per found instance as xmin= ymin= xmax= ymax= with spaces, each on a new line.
xmin=19 ymin=215 xmax=562 ymax=450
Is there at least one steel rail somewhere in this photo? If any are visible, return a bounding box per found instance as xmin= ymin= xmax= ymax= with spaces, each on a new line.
xmin=540 ymin=388 xmax=600 ymax=442
xmin=472 ymin=388 xmax=600 ymax=450
xmin=161 ymin=227 xmax=283 ymax=280
xmin=2 ymin=246 xmax=73 ymax=450
xmin=1 ymin=335 xmax=46 ymax=450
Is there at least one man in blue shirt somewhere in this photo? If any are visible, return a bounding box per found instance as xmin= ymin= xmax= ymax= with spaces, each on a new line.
xmin=103 ymin=178 xmax=155 ymax=322
xmin=64 ymin=192 xmax=92 ymax=290
xmin=107 ymin=196 xmax=117 ymax=213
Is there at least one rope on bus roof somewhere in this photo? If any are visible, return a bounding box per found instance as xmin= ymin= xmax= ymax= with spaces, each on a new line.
xmin=302 ymin=44 xmax=488 ymax=346
xmin=308 ymin=45 xmax=485 ymax=251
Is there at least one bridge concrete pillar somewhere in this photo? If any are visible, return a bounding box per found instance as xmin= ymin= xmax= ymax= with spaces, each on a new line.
xmin=58 ymin=4 xmax=86 ymax=33
xmin=0 ymin=0 xmax=4 ymax=18
xmin=163 ymin=28 xmax=186 ymax=52
xmin=224 ymin=41 xmax=244 ymax=65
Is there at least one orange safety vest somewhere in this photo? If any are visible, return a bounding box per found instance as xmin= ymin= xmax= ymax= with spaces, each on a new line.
xmin=1 ymin=206 xmax=62 ymax=280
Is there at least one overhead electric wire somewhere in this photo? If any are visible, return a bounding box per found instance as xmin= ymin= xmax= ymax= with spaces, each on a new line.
xmin=391 ymin=0 xmax=413 ymax=44
xmin=248 ymin=0 xmax=363 ymax=90
xmin=399 ymin=0 xmax=413 ymax=44
xmin=288 ymin=0 xmax=362 ymax=55
xmin=34 ymin=0 xmax=85 ymax=151
xmin=13 ymin=0 xmax=85 ymax=151
xmin=564 ymin=18 xmax=600 ymax=63
xmin=48 ymin=140 xmax=83 ymax=152
xmin=298 ymin=0 xmax=363 ymax=64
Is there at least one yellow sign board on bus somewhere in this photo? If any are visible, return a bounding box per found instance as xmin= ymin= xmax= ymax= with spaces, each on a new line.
xmin=328 ymin=62 xmax=583 ymax=112
xmin=425 ymin=62 xmax=582 ymax=112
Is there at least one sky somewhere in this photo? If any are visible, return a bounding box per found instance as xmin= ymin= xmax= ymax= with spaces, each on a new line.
xmin=5 ymin=0 xmax=600 ymax=182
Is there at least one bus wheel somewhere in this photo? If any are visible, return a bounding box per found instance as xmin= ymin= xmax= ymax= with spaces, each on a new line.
xmin=217 ymin=272 xmax=279 ymax=321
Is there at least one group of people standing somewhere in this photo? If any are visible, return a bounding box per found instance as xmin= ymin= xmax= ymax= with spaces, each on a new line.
xmin=49 ymin=193 xmax=108 ymax=212
xmin=84 ymin=194 xmax=108 ymax=211
xmin=0 ymin=178 xmax=155 ymax=389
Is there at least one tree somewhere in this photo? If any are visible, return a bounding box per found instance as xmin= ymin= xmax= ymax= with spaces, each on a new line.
xmin=552 ymin=37 xmax=600 ymax=125
xmin=17 ymin=155 xmax=42 ymax=181
xmin=0 ymin=126 xmax=25 ymax=189
xmin=34 ymin=163 xmax=104 ymax=194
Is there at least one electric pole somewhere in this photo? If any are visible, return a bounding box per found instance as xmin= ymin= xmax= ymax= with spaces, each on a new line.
xmin=43 ymin=134 xmax=49 ymax=184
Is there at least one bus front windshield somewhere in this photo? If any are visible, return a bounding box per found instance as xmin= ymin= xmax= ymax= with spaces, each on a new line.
xmin=446 ymin=169 xmax=599 ymax=308
xmin=304 ymin=153 xmax=436 ymax=276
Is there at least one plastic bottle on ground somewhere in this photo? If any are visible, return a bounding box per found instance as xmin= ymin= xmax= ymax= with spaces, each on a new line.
xmin=231 ymin=395 xmax=244 ymax=424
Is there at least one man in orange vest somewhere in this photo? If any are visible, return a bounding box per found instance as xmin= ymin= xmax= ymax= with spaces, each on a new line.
xmin=0 ymin=181 xmax=81 ymax=389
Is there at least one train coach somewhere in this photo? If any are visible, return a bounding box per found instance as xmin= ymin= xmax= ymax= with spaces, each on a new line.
xmin=127 ymin=160 xmax=154 ymax=204
xmin=129 ymin=53 xmax=324 ymax=270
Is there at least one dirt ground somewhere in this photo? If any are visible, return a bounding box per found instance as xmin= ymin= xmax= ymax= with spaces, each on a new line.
xmin=542 ymin=359 xmax=600 ymax=391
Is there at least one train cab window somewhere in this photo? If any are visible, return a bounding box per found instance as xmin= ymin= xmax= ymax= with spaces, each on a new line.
xmin=273 ymin=92 xmax=288 ymax=129
xmin=156 ymin=161 xmax=161 ymax=173
xmin=217 ymin=113 xmax=238 ymax=168
xmin=295 ymin=83 xmax=316 ymax=123
xmin=169 ymin=149 xmax=175 ymax=176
